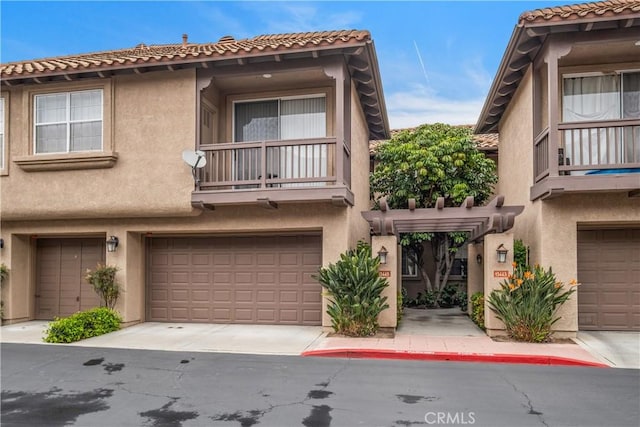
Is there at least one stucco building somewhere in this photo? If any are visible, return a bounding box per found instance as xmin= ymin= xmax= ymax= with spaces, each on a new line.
xmin=0 ymin=31 xmax=389 ymax=327
xmin=475 ymin=0 xmax=640 ymax=333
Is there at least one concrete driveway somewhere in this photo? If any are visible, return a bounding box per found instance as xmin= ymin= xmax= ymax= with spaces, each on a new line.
xmin=575 ymin=331 xmax=640 ymax=369
xmin=0 ymin=321 xmax=325 ymax=356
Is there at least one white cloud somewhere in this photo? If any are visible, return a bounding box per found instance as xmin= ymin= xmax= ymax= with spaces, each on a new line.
xmin=385 ymin=85 xmax=485 ymax=129
xmin=246 ymin=3 xmax=362 ymax=34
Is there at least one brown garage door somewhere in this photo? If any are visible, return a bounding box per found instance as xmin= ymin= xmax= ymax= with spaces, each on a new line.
xmin=147 ymin=235 xmax=322 ymax=325
xmin=36 ymin=238 xmax=105 ymax=320
xmin=578 ymin=229 xmax=640 ymax=331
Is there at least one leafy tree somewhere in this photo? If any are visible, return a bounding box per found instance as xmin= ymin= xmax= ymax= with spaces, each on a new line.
xmin=370 ymin=123 xmax=497 ymax=302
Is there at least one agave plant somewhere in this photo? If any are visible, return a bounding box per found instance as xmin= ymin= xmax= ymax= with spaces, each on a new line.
xmin=315 ymin=242 xmax=389 ymax=336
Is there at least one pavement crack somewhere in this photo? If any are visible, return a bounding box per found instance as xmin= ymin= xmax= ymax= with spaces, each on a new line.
xmin=503 ymin=377 xmax=549 ymax=427
xmin=111 ymin=383 xmax=179 ymax=401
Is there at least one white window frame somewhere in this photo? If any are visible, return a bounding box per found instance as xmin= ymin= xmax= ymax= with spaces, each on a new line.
xmin=561 ymin=69 xmax=640 ymax=124
xmin=231 ymin=93 xmax=327 ymax=143
xmin=33 ymin=89 xmax=103 ymax=154
xmin=401 ymin=247 xmax=419 ymax=278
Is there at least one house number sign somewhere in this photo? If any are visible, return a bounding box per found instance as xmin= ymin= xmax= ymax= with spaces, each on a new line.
xmin=493 ymin=270 xmax=510 ymax=278
xmin=379 ymin=270 xmax=391 ymax=278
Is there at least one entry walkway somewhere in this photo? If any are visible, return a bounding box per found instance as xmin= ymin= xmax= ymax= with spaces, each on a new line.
xmin=2 ymin=313 xmax=637 ymax=368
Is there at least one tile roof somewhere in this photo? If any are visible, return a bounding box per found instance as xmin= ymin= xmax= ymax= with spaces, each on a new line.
xmin=369 ymin=126 xmax=499 ymax=154
xmin=519 ymin=0 xmax=640 ymax=24
xmin=1 ymin=30 xmax=371 ymax=78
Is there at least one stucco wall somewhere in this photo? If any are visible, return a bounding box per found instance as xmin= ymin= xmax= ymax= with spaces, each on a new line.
xmin=0 ymin=70 xmax=197 ymax=220
xmin=538 ymin=193 xmax=640 ymax=333
xmin=496 ymin=62 xmax=640 ymax=336
xmin=0 ymin=75 xmax=376 ymax=327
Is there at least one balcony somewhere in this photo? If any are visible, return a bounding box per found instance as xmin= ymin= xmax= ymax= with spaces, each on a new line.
xmin=531 ymin=120 xmax=640 ymax=200
xmin=191 ymin=137 xmax=354 ymax=208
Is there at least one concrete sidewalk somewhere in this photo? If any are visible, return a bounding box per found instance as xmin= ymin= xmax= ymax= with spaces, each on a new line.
xmin=2 ymin=314 xmax=636 ymax=368
xmin=0 ymin=321 xmax=325 ymax=356
xmin=301 ymin=333 xmax=609 ymax=367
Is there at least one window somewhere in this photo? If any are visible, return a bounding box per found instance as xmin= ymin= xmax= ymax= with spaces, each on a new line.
xmin=401 ymin=247 xmax=419 ymax=278
xmin=233 ymin=95 xmax=327 ymax=186
xmin=0 ymin=97 xmax=5 ymax=170
xmin=562 ymin=72 xmax=640 ymax=166
xmin=34 ymin=89 xmax=103 ymax=154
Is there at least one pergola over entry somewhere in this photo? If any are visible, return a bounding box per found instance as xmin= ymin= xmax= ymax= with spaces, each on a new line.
xmin=362 ymin=195 xmax=524 ymax=242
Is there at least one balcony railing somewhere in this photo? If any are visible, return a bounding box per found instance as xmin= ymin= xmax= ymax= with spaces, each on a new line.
xmin=531 ymin=120 xmax=640 ymax=200
xmin=534 ymin=120 xmax=640 ymax=183
xmin=558 ymin=120 xmax=640 ymax=174
xmin=196 ymin=137 xmax=337 ymax=191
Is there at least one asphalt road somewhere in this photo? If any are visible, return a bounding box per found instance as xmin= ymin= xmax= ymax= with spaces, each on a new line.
xmin=1 ymin=343 xmax=638 ymax=427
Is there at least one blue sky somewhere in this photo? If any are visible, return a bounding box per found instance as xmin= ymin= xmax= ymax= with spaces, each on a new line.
xmin=1 ymin=0 xmax=554 ymax=128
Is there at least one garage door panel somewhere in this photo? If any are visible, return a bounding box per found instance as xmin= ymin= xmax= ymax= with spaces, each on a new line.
xmin=235 ymin=290 xmax=253 ymax=302
xmin=36 ymin=238 xmax=104 ymax=320
xmin=235 ymin=272 xmax=254 ymax=284
xmin=578 ymin=228 xmax=640 ymax=331
xmin=303 ymin=310 xmax=322 ymax=323
xmin=257 ymin=291 xmax=276 ymax=303
xmin=280 ymin=272 xmax=299 ymax=284
xmin=303 ymin=291 xmax=322 ymax=303
xmin=147 ymin=235 xmax=322 ymax=325
xmin=170 ymin=307 xmax=189 ymax=321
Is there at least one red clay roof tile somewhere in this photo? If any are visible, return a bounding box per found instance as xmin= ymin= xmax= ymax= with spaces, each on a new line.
xmin=519 ymin=0 xmax=640 ymax=24
xmin=1 ymin=30 xmax=371 ymax=78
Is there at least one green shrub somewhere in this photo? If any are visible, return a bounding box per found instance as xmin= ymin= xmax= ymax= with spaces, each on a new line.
xmin=487 ymin=264 xmax=577 ymax=342
xmin=0 ymin=264 xmax=8 ymax=321
xmin=470 ymin=292 xmax=485 ymax=330
xmin=458 ymin=291 xmax=468 ymax=312
xmin=397 ymin=289 xmax=404 ymax=324
xmin=514 ymin=239 xmax=529 ymax=269
xmin=44 ymin=307 xmax=122 ymax=343
xmin=315 ymin=242 xmax=389 ymax=337
xmin=85 ymin=264 xmax=120 ymax=309
xmin=438 ymin=283 xmax=461 ymax=307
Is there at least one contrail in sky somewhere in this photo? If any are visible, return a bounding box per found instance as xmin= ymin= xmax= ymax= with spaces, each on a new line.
xmin=413 ymin=40 xmax=430 ymax=87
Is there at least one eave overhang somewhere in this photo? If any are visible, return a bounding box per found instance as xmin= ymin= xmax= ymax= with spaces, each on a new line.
xmin=475 ymin=8 xmax=640 ymax=134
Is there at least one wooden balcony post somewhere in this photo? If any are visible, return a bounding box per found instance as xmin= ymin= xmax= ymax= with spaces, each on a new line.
xmin=545 ymin=40 xmax=572 ymax=179
xmin=260 ymin=140 xmax=267 ymax=188
xmin=324 ymin=60 xmax=346 ymax=187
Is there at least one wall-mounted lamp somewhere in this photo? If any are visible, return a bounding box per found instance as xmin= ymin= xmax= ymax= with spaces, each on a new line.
xmin=496 ymin=244 xmax=508 ymax=263
xmin=476 ymin=254 xmax=482 ymax=264
xmin=106 ymin=236 xmax=119 ymax=253
xmin=377 ymin=246 xmax=388 ymax=265
xmin=0 ymin=238 xmax=4 ymax=249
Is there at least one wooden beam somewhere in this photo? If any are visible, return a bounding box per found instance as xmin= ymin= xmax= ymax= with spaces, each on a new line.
xmin=516 ymin=38 xmax=540 ymax=55
xmin=461 ymin=196 xmax=474 ymax=209
xmin=201 ymin=62 xmax=209 ymax=68
xmin=274 ymin=54 xmax=282 ymax=62
xmin=191 ymin=201 xmax=215 ymax=211
xmin=97 ymin=71 xmax=107 ymax=78
xmin=312 ymin=50 xmax=319 ymax=59
xmin=353 ymin=71 xmax=372 ymax=84
xmin=348 ymin=57 xmax=369 ymax=72
xmin=620 ymin=18 xmax=634 ymax=28
xmin=257 ymin=198 xmax=278 ymax=209
xmin=237 ymin=58 xmax=245 ymax=65
xmin=379 ymin=197 xmax=388 ymax=212
xmin=488 ymin=195 xmax=505 ymax=208
xmin=63 ymin=74 xmax=72 ymax=81
xmin=33 ymin=77 xmax=43 ymax=84
xmin=507 ymin=56 xmax=531 ymax=72
xmin=503 ymin=71 xmax=522 ymax=85
xmin=167 ymin=65 xmax=175 ymax=71
xmin=331 ymin=195 xmax=349 ymax=207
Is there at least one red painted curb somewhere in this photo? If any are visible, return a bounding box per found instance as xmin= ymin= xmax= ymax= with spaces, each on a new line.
xmin=301 ymin=349 xmax=609 ymax=368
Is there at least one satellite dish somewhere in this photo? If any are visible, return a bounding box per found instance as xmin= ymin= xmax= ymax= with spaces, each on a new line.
xmin=182 ymin=150 xmax=207 ymax=168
